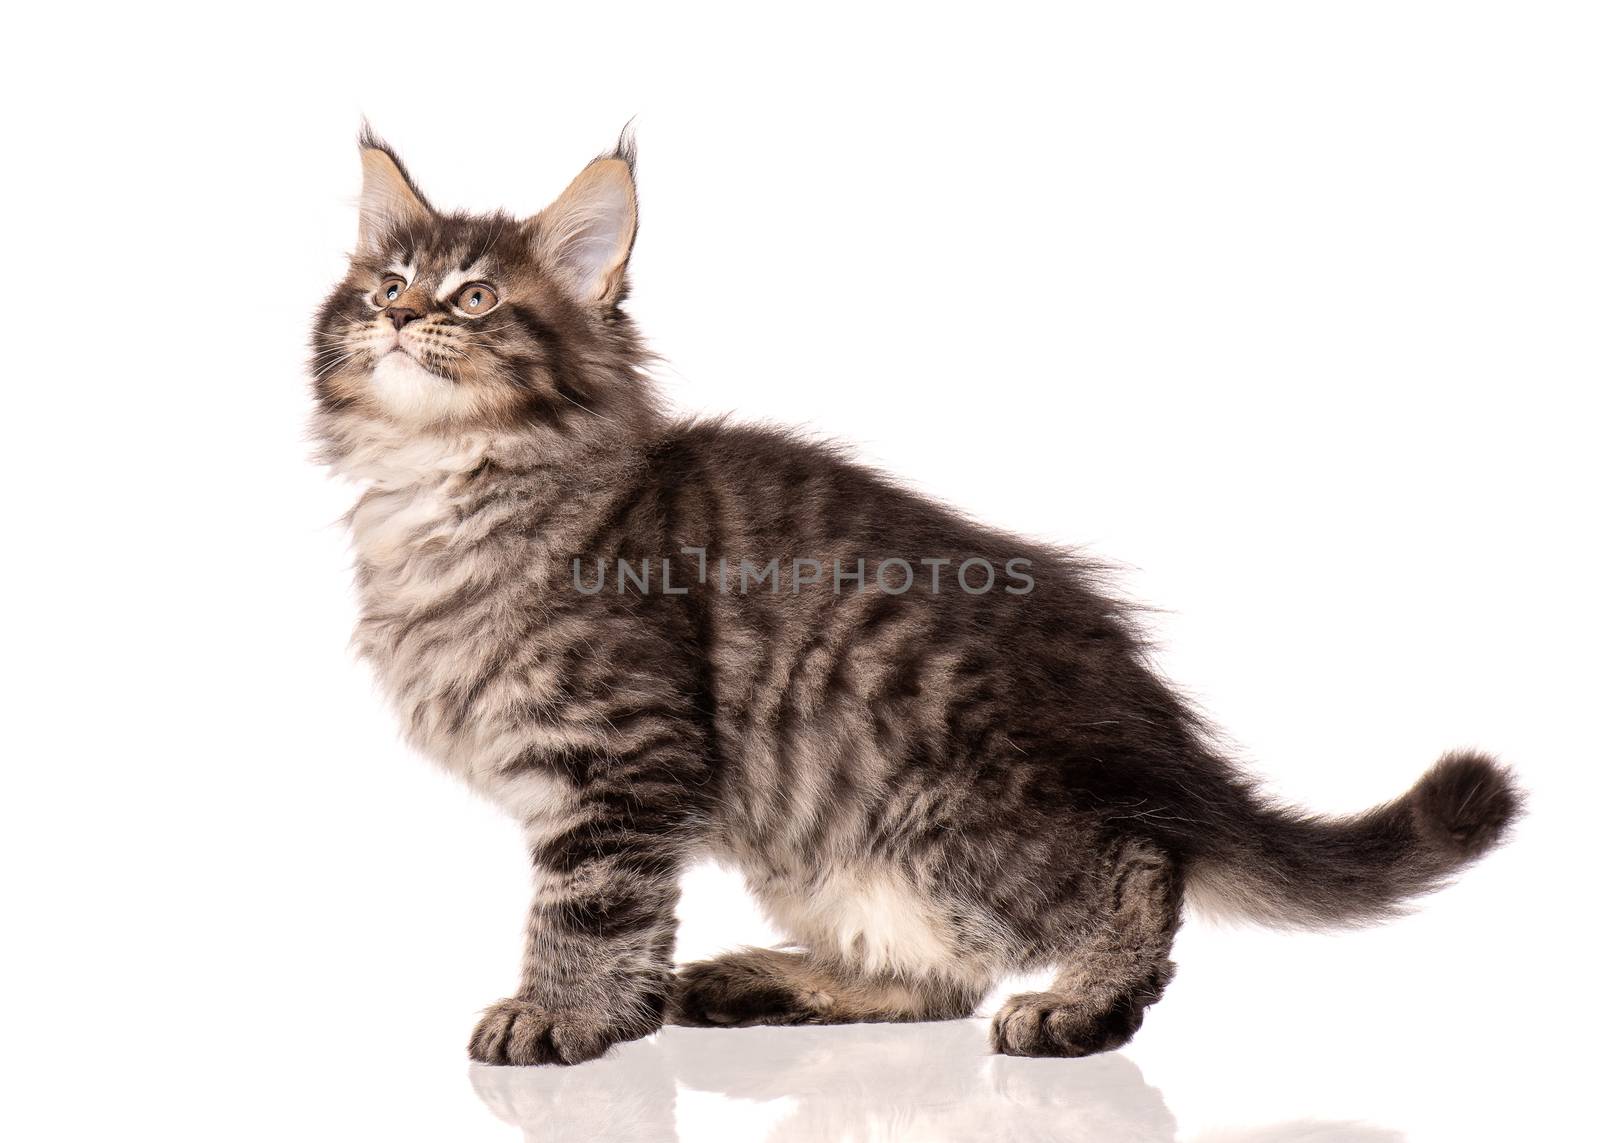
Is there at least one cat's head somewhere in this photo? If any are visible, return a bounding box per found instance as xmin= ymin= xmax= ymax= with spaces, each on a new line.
xmin=311 ymin=128 xmax=655 ymax=439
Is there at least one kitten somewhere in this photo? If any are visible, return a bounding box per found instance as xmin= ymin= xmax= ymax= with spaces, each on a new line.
xmin=311 ymin=130 xmax=1522 ymax=1066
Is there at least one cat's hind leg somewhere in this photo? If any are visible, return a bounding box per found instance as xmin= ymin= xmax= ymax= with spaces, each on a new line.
xmin=670 ymin=948 xmax=987 ymax=1028
xmin=991 ymin=838 xmax=1179 ymax=1058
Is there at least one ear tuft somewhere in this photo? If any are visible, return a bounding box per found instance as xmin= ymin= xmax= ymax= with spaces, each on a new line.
xmin=356 ymin=125 xmax=433 ymax=253
xmin=531 ymin=138 xmax=639 ymax=305
xmin=611 ymin=119 xmax=639 ymax=177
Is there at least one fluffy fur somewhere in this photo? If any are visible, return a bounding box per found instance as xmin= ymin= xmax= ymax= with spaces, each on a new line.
xmin=310 ymin=131 xmax=1523 ymax=1065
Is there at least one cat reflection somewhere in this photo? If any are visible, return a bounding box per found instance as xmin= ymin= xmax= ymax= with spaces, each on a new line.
xmin=471 ymin=1020 xmax=1401 ymax=1143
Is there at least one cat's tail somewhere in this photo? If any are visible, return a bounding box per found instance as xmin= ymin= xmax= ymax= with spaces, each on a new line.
xmin=1181 ymin=750 xmax=1523 ymax=929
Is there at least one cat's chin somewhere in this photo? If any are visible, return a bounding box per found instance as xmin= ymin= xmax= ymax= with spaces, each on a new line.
xmin=369 ymin=352 xmax=463 ymax=424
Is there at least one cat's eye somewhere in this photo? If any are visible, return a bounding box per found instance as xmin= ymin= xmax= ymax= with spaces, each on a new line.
xmin=455 ymin=283 xmax=499 ymax=316
xmin=375 ymin=276 xmax=407 ymax=306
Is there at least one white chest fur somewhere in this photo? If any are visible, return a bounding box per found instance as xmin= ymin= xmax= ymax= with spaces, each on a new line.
xmin=340 ymin=439 xmax=575 ymax=829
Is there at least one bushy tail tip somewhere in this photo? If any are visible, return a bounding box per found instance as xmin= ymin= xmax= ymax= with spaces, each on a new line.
xmin=1407 ymin=750 xmax=1524 ymax=861
xmin=1183 ymin=748 xmax=1524 ymax=930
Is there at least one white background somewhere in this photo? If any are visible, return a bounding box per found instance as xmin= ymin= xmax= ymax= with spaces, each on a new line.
xmin=3 ymin=3 xmax=1596 ymax=1140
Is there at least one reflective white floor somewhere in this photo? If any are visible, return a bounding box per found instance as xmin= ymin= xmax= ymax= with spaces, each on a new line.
xmin=8 ymin=816 xmax=1576 ymax=1142
xmin=472 ymin=1021 xmax=1401 ymax=1143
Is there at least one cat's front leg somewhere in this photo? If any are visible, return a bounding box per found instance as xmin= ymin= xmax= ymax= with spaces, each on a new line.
xmin=469 ymin=770 xmax=692 ymax=1066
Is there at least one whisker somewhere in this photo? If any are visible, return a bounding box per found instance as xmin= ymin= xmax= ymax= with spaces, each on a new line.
xmin=310 ymin=346 xmax=370 ymax=380
xmin=558 ymin=389 xmax=620 ymax=427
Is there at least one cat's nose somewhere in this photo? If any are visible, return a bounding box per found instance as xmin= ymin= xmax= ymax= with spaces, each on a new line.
xmin=387 ymin=307 xmax=420 ymax=331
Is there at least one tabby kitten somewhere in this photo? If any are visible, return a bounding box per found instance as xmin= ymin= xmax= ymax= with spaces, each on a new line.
xmin=311 ymin=130 xmax=1522 ymax=1066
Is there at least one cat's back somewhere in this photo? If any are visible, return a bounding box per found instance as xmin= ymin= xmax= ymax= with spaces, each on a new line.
xmin=663 ymin=417 xmax=1001 ymax=555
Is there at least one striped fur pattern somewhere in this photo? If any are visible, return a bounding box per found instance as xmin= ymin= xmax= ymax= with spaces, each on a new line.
xmin=311 ymin=133 xmax=1524 ymax=1065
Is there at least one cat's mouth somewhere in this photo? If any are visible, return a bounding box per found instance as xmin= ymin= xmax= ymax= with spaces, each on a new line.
xmin=379 ymin=340 xmax=425 ymax=367
xmin=370 ymin=326 xmax=409 ymax=360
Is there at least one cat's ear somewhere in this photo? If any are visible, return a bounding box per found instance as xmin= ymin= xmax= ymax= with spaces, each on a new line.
xmin=529 ymin=140 xmax=638 ymax=305
xmin=356 ymin=127 xmax=433 ymax=253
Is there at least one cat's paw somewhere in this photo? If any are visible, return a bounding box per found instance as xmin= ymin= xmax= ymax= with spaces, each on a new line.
xmin=989 ymin=990 xmax=1148 ymax=1058
xmin=468 ymin=998 xmax=654 ymax=1066
xmin=669 ymin=953 xmax=830 ymax=1027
